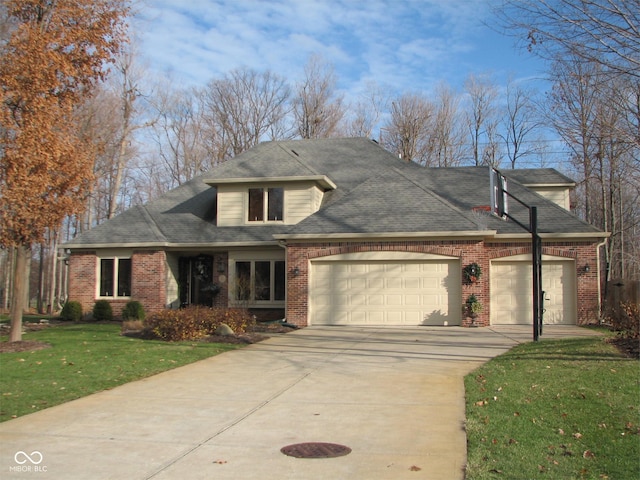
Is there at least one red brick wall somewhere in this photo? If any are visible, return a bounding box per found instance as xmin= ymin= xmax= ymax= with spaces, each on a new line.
xmin=68 ymin=250 xmax=168 ymax=319
xmin=131 ymin=250 xmax=167 ymax=316
xmin=68 ymin=240 xmax=601 ymax=326
xmin=68 ymin=251 xmax=97 ymax=317
xmin=285 ymin=239 xmax=602 ymax=327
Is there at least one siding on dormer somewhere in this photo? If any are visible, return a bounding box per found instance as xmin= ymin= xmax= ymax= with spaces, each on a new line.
xmin=216 ymin=182 xmax=325 ymax=226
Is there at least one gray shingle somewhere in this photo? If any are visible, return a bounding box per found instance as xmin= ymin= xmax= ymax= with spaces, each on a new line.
xmin=65 ymin=138 xmax=603 ymax=248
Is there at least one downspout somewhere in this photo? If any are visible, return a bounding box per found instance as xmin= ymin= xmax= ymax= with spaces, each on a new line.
xmin=596 ymin=237 xmax=608 ymax=322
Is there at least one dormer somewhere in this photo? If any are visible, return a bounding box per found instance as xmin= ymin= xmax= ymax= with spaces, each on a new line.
xmin=524 ymin=183 xmax=573 ymax=210
xmin=204 ymin=176 xmax=336 ymax=226
xmin=507 ymin=169 xmax=576 ymax=211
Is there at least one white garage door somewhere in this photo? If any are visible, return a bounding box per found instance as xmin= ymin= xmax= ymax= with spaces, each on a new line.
xmin=490 ymin=255 xmax=576 ymax=325
xmin=310 ymin=253 xmax=461 ymax=326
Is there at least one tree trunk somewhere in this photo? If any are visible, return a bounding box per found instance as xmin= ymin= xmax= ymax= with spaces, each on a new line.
xmin=2 ymin=247 xmax=14 ymax=311
xmin=9 ymin=245 xmax=29 ymax=342
xmin=48 ymin=230 xmax=58 ymax=314
xmin=37 ymin=243 xmax=45 ymax=314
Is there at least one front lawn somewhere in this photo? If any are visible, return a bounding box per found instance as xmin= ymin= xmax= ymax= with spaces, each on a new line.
xmin=0 ymin=323 xmax=242 ymax=421
xmin=465 ymin=336 xmax=640 ymax=479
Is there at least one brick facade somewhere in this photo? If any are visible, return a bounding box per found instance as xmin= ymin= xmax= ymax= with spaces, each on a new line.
xmin=285 ymin=239 xmax=602 ymax=328
xmin=131 ymin=250 xmax=167 ymax=316
xmin=68 ymin=240 xmax=601 ymax=326
xmin=68 ymin=250 xmax=168 ymax=320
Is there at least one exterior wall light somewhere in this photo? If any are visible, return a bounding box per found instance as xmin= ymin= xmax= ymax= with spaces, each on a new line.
xmin=583 ymin=264 xmax=590 ymax=273
xmin=217 ymin=258 xmax=226 ymax=273
xmin=292 ymin=266 xmax=300 ymax=276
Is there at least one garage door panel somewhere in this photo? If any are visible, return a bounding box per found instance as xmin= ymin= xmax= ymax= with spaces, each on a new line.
xmin=491 ymin=260 xmax=576 ymax=325
xmin=405 ymin=294 xmax=421 ymax=305
xmin=311 ymin=259 xmax=461 ymax=326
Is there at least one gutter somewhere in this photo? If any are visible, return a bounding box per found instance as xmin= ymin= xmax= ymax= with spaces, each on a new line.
xmin=63 ymin=241 xmax=283 ymax=250
xmin=491 ymin=232 xmax=610 ymax=241
xmin=273 ymin=230 xmax=497 ymax=242
xmin=596 ymin=237 xmax=608 ymax=320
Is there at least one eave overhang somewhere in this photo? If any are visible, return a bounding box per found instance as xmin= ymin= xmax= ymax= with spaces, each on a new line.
xmin=490 ymin=232 xmax=610 ymax=241
xmin=521 ymin=182 xmax=576 ymax=188
xmin=274 ymin=230 xmax=498 ymax=242
xmin=63 ymin=240 xmax=282 ymax=250
xmin=204 ymin=175 xmax=337 ymax=190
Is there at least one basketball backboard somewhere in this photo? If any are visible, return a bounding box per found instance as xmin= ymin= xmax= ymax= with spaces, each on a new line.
xmin=490 ymin=168 xmax=508 ymax=219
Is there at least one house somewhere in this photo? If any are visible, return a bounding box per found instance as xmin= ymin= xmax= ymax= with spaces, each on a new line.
xmin=64 ymin=138 xmax=608 ymax=327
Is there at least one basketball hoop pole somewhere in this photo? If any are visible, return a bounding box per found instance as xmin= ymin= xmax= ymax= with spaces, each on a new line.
xmin=491 ymin=168 xmax=543 ymax=341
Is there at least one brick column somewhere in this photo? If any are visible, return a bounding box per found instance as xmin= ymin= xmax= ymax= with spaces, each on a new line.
xmin=131 ymin=250 xmax=167 ymax=316
xmin=68 ymin=251 xmax=96 ymax=318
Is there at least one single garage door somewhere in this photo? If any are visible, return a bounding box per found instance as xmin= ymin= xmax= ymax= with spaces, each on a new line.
xmin=310 ymin=252 xmax=461 ymax=326
xmin=491 ymin=255 xmax=576 ymax=325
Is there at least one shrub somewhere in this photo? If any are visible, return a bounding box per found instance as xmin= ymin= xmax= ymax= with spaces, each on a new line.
xmin=605 ymin=301 xmax=640 ymax=339
xmin=122 ymin=301 xmax=145 ymax=321
xmin=144 ymin=306 xmax=254 ymax=342
xmin=92 ymin=300 xmax=113 ymax=322
xmin=60 ymin=301 xmax=83 ymax=322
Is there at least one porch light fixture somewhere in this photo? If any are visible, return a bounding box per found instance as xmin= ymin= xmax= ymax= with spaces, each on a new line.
xmin=583 ymin=264 xmax=590 ymax=273
xmin=292 ymin=266 xmax=300 ymax=276
xmin=217 ymin=258 xmax=226 ymax=273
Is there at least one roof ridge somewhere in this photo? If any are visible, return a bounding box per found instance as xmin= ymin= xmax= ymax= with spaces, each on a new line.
xmin=276 ymin=143 xmax=323 ymax=176
xmin=139 ymin=205 xmax=169 ymax=243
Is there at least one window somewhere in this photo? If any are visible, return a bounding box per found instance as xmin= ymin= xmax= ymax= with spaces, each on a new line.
xmin=99 ymin=258 xmax=132 ymax=297
xmin=234 ymin=260 xmax=286 ymax=303
xmin=248 ymin=187 xmax=283 ymax=222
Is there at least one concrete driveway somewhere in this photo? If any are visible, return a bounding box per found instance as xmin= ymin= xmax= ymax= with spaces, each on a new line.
xmin=0 ymin=325 xmax=600 ymax=479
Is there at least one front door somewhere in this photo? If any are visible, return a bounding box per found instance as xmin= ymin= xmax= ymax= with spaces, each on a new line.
xmin=179 ymin=255 xmax=217 ymax=307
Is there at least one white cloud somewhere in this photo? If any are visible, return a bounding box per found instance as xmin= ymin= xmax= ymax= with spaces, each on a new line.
xmin=134 ymin=0 xmax=546 ymax=100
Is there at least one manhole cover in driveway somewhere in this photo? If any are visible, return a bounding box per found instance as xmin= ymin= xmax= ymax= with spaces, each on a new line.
xmin=281 ymin=442 xmax=352 ymax=459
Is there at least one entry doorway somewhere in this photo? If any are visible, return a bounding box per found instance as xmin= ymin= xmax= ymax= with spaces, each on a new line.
xmin=179 ymin=255 xmax=219 ymax=307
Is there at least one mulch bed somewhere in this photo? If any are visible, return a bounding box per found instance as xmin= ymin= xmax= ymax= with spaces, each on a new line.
xmin=606 ymin=337 xmax=639 ymax=359
xmin=0 ymin=340 xmax=52 ymax=353
xmin=199 ymin=322 xmax=296 ymax=345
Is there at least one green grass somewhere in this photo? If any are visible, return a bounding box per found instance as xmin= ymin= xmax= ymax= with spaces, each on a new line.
xmin=465 ymin=336 xmax=640 ymax=480
xmin=0 ymin=323 xmax=243 ymax=421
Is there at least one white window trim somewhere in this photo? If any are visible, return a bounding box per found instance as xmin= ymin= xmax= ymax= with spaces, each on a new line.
xmin=246 ymin=187 xmax=285 ymax=224
xmin=96 ymin=254 xmax=132 ymax=299
xmin=229 ymin=258 xmax=286 ymax=307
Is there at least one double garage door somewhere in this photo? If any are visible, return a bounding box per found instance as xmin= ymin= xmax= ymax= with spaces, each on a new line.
xmin=490 ymin=255 xmax=577 ymax=325
xmin=309 ymin=252 xmax=577 ymax=326
xmin=309 ymin=253 xmax=461 ymax=326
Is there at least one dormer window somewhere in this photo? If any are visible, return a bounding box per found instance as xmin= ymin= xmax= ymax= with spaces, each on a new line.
xmin=248 ymin=187 xmax=283 ymax=222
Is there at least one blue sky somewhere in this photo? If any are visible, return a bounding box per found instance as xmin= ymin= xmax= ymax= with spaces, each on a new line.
xmin=135 ymin=0 xmax=550 ymax=100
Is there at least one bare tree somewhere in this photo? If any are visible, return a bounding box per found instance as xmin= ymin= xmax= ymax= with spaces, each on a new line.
xmin=464 ymin=74 xmax=500 ymax=166
xmin=426 ymin=83 xmax=466 ymax=167
xmin=203 ymin=67 xmax=291 ymax=158
xmin=343 ymin=82 xmax=386 ymax=139
xmin=500 ymin=80 xmax=542 ymax=168
xmin=494 ymin=0 xmax=640 ymax=79
xmin=548 ymin=57 xmax=602 ymax=224
xmin=148 ymin=84 xmax=215 ymax=188
xmin=104 ymin=49 xmax=154 ymax=219
xmin=382 ymin=93 xmax=434 ymax=164
xmin=549 ymin=56 xmax=640 ymax=280
xmin=293 ymin=55 xmax=345 ymax=139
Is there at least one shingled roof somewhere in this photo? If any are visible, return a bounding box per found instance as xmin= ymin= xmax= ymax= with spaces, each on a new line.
xmin=65 ymin=137 xmax=603 ymax=248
